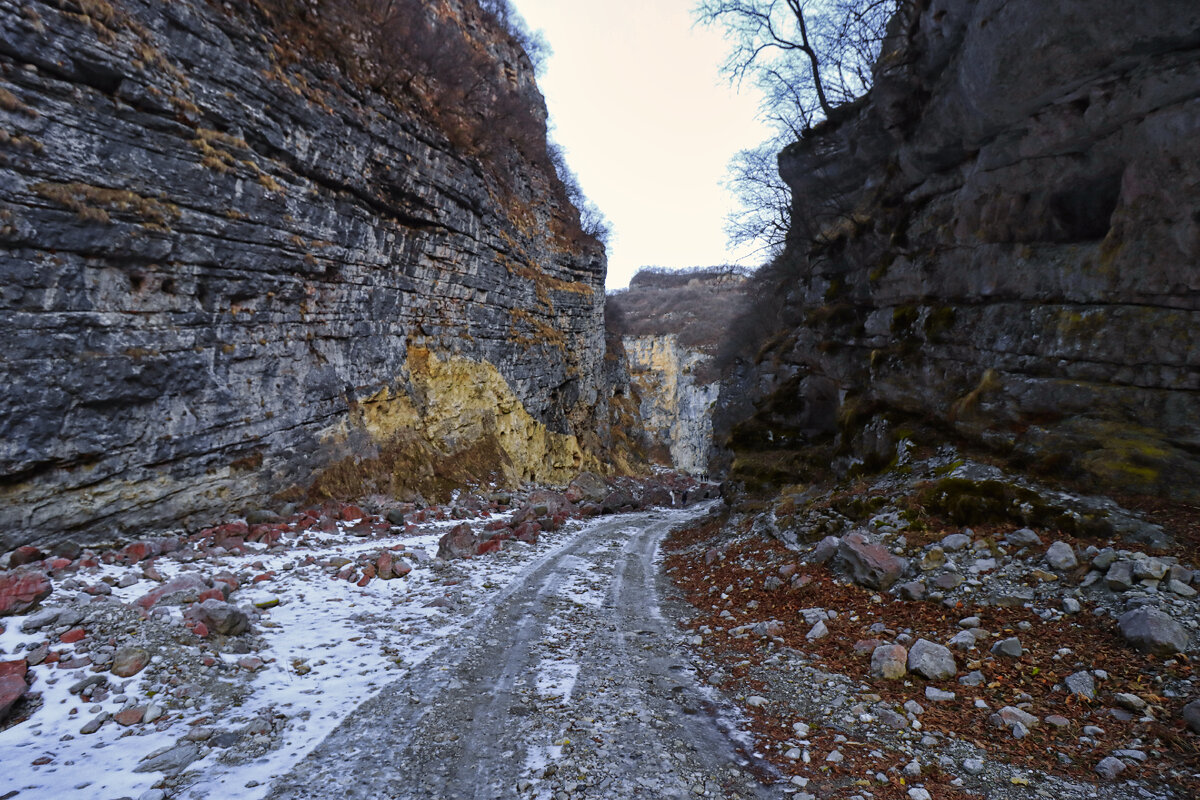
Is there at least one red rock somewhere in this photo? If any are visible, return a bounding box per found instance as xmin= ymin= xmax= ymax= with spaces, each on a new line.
xmin=437 ymin=523 xmax=479 ymax=560
xmin=193 ymin=622 xmax=209 ymax=638
xmin=837 ymin=532 xmax=909 ymax=590
xmin=60 ymin=628 xmax=86 ymax=644
xmin=31 ymin=756 xmax=52 ymax=766
xmin=197 ymin=588 xmax=224 ymax=603
xmin=212 ymin=572 xmax=239 ymax=591
xmin=475 ymin=538 xmax=503 ymax=556
xmin=0 ymin=569 xmax=52 ymax=616
xmin=111 ymin=646 xmax=151 ymax=677
xmin=252 ymin=572 xmax=274 ymax=584
xmin=114 ymin=707 xmax=145 ymax=726
xmin=0 ymin=660 xmax=29 ymax=721
xmin=119 ymin=542 xmax=152 ymax=564
xmin=202 ymin=656 xmax=217 ymax=667
xmin=356 ymin=574 xmax=372 ymax=587
xmin=238 ymin=656 xmax=264 ymax=670
xmin=484 ymin=519 xmax=509 ymax=532
xmin=8 ymin=546 xmax=44 ymax=567
xmin=513 ymin=521 xmax=540 ymax=544
xmin=77 ymin=558 xmax=98 ymax=568
xmin=376 ymin=552 xmax=394 ymax=579
xmin=390 ymin=558 xmax=411 ymax=578
xmin=340 ymin=505 xmax=365 ymax=522
xmin=217 ymin=521 xmax=250 ymax=537
xmin=43 ymin=650 xmax=59 ymax=664
xmin=48 ymin=557 xmax=72 ymax=571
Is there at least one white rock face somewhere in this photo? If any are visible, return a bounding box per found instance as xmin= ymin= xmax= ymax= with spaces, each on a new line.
xmin=623 ymin=334 xmax=719 ymax=475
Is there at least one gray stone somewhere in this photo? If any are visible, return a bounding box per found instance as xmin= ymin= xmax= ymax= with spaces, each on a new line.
xmin=1062 ymin=597 xmax=1082 ymax=614
xmin=1182 ymin=699 xmax=1200 ymax=733
xmin=1064 ymin=671 xmax=1095 ymax=700
xmin=959 ymin=670 xmax=985 ymax=686
xmin=1118 ymin=607 xmax=1189 ymax=655
xmin=1105 ymin=561 xmax=1135 ymax=592
xmin=907 ymin=639 xmax=957 ymax=681
xmin=1167 ymin=579 xmax=1197 ymax=597
xmin=1113 ymin=693 xmax=1147 ymax=712
xmin=962 ymin=758 xmax=985 ymax=775
xmin=991 ymin=637 xmax=1023 ymax=658
xmin=1095 ymin=756 xmax=1126 ymax=780
xmin=133 ymin=743 xmax=203 ymax=774
xmin=1045 ymin=541 xmax=1078 ymax=570
xmin=184 ymin=599 xmax=250 ymax=637
xmin=1092 ymin=548 xmax=1118 ymax=571
xmin=1007 ymin=529 xmax=1042 ymax=547
xmin=924 ymin=686 xmax=955 ymax=702
xmin=940 ymin=533 xmax=971 ymax=552
xmin=810 ymin=536 xmax=840 ymax=564
xmin=897 ymin=580 xmax=926 ymax=601
xmin=870 ymin=644 xmax=908 ymax=679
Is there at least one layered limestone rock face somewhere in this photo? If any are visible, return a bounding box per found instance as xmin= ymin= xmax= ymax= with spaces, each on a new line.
xmin=623 ymin=335 xmax=718 ymax=476
xmin=0 ymin=0 xmax=619 ymax=547
xmin=607 ymin=268 xmax=750 ymax=476
xmin=722 ymin=0 xmax=1200 ymax=499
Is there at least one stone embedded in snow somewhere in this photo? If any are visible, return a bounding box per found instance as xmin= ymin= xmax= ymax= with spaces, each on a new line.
xmin=111 ymin=646 xmax=151 ymax=678
xmin=746 ymin=695 xmax=768 ymax=708
xmin=437 ymin=523 xmax=479 ymax=560
xmin=837 ymin=532 xmax=908 ymax=590
xmin=133 ymin=743 xmax=203 ymax=774
xmin=0 ymin=569 xmax=52 ymax=616
xmin=114 ymin=706 xmax=145 ymax=726
xmin=19 ymin=606 xmax=60 ymax=633
xmin=907 ymin=639 xmax=956 ymax=681
xmin=870 ymin=645 xmax=908 ymax=680
xmin=1045 ymin=541 xmax=1078 ymax=570
xmin=184 ymin=599 xmax=250 ymax=637
xmin=991 ymin=637 xmax=1023 ymax=658
xmin=1118 ymin=606 xmax=1189 ymax=655
xmin=135 ymin=573 xmax=211 ymax=609
xmin=1064 ymin=671 xmax=1096 ymax=699
xmin=0 ymin=660 xmax=29 ymax=722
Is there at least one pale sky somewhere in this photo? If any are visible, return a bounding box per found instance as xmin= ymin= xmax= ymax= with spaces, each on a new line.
xmin=508 ymin=0 xmax=774 ymax=289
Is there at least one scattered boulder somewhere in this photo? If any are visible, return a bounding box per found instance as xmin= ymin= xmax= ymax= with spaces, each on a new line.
xmin=437 ymin=523 xmax=479 ymax=560
xmin=907 ymin=639 xmax=957 ymax=681
xmin=897 ymin=581 xmax=925 ymax=601
xmin=135 ymin=574 xmax=211 ymax=609
xmin=111 ymin=646 xmax=151 ymax=678
xmin=1007 ymin=529 xmax=1042 ymax=547
xmin=1105 ymin=562 xmax=1135 ymax=592
xmin=1095 ymin=756 xmax=1126 ymax=780
xmin=1118 ymin=607 xmax=1189 ymax=655
xmin=133 ymin=743 xmax=203 ymax=774
xmin=1045 ymin=541 xmax=1078 ymax=570
xmin=565 ymin=471 xmax=608 ymax=504
xmin=0 ymin=569 xmax=52 ymax=616
xmin=7 ymin=546 xmax=44 ymax=567
xmin=1064 ymin=671 xmax=1096 ymax=700
xmin=810 ymin=536 xmax=840 ymax=565
xmin=991 ymin=637 xmax=1024 ymax=659
xmin=837 ymin=532 xmax=908 ymax=590
xmin=1182 ymin=699 xmax=1200 ymax=733
xmin=0 ymin=660 xmax=29 ymax=722
xmin=870 ymin=644 xmax=908 ymax=679
xmin=184 ymin=599 xmax=251 ymax=637
xmin=940 ymin=533 xmax=971 ymax=552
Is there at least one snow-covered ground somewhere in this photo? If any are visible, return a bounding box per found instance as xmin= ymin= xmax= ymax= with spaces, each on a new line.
xmin=0 ymin=506 xmax=634 ymax=800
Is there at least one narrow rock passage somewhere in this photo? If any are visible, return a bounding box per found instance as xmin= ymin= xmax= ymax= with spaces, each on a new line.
xmin=268 ymin=504 xmax=780 ymax=799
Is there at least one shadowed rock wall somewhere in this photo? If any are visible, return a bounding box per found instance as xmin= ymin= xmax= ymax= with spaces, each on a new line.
xmin=0 ymin=0 xmax=620 ymax=547
xmin=722 ymin=0 xmax=1200 ymax=499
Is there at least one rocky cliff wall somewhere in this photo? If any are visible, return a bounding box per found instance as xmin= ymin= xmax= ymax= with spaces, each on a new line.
xmin=0 ymin=0 xmax=622 ymax=548
xmin=722 ymin=0 xmax=1200 ymax=500
xmin=622 ymin=335 xmax=718 ymax=475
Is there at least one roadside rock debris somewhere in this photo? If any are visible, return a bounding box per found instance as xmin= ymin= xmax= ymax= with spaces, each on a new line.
xmin=664 ymin=452 xmax=1200 ymax=799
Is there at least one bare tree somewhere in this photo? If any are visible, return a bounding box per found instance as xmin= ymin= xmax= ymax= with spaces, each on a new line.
xmin=697 ymin=0 xmax=905 ymax=258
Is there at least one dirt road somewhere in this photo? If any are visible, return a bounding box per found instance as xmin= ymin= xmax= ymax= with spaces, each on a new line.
xmin=268 ymin=504 xmax=781 ymax=799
